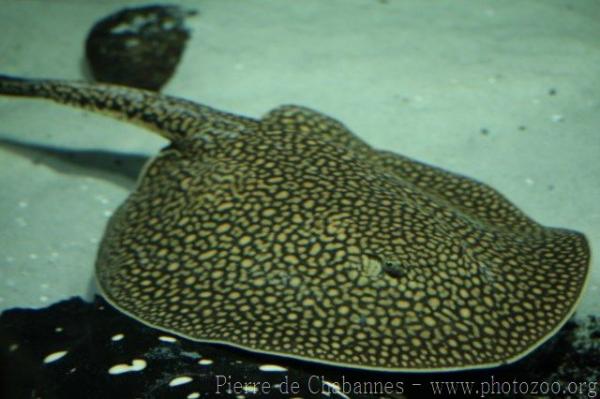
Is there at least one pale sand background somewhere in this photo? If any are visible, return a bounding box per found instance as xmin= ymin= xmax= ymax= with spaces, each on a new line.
xmin=0 ymin=0 xmax=598 ymax=318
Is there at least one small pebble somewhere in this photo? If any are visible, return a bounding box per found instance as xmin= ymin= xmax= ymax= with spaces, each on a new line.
xmin=259 ymin=364 xmax=287 ymax=372
xmin=169 ymin=376 xmax=192 ymax=387
xmin=108 ymin=359 xmax=147 ymax=374
xmin=43 ymin=350 xmax=68 ymax=364
xmin=111 ymin=333 xmax=125 ymax=341
xmin=243 ymin=384 xmax=259 ymax=394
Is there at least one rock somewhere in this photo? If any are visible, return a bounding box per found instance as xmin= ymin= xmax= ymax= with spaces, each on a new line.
xmin=85 ymin=5 xmax=195 ymax=91
xmin=1 ymin=297 xmax=598 ymax=398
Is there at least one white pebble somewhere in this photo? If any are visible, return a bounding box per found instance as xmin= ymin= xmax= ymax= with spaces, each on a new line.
xmin=187 ymin=393 xmax=200 ymax=399
xmin=323 ymin=380 xmax=350 ymax=399
xmin=198 ymin=359 xmax=213 ymax=365
xmin=243 ymin=385 xmax=259 ymax=394
xmin=169 ymin=376 xmax=192 ymax=387
xmin=43 ymin=350 xmax=68 ymax=364
xmin=158 ymin=335 xmax=177 ymax=343
xmin=111 ymin=333 xmax=124 ymax=341
xmin=108 ymin=359 xmax=147 ymax=375
xmin=259 ymin=364 xmax=287 ymax=372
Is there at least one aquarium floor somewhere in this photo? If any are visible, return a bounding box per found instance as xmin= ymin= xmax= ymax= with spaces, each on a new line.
xmin=0 ymin=0 xmax=598 ymax=319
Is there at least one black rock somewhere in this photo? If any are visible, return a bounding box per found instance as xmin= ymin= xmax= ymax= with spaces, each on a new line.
xmin=1 ymin=296 xmax=598 ymax=399
xmin=85 ymin=5 xmax=195 ymax=91
xmin=0 ymin=296 xmax=384 ymax=398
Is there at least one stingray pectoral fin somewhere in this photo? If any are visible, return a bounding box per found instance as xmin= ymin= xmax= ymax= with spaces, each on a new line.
xmin=3 ymin=73 xmax=591 ymax=372
xmin=0 ymin=74 xmax=258 ymax=142
xmin=373 ymin=150 xmax=542 ymax=232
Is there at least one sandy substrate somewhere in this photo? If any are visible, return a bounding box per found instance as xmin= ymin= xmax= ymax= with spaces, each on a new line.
xmin=0 ymin=0 xmax=598 ymax=320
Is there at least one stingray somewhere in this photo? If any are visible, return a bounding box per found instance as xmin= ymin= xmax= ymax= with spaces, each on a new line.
xmin=0 ymin=74 xmax=590 ymax=372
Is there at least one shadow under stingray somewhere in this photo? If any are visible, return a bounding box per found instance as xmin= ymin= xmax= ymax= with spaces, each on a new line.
xmin=0 ymin=135 xmax=149 ymax=190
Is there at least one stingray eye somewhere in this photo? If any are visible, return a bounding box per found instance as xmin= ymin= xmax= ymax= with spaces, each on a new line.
xmin=382 ymin=259 xmax=406 ymax=279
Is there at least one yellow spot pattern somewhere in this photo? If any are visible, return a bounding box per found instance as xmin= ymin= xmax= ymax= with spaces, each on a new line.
xmin=0 ymin=74 xmax=590 ymax=372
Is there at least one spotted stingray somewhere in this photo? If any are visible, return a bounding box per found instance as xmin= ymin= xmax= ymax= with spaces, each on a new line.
xmin=0 ymin=74 xmax=590 ymax=372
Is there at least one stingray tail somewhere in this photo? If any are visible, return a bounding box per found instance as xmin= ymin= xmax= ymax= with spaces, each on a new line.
xmin=0 ymin=74 xmax=256 ymax=142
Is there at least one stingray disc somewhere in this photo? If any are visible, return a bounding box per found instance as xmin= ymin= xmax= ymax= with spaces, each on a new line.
xmin=0 ymin=74 xmax=590 ymax=372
